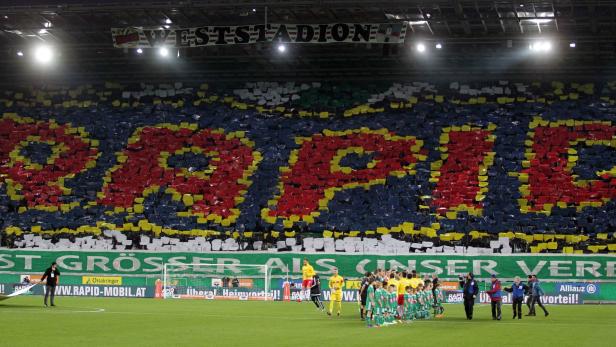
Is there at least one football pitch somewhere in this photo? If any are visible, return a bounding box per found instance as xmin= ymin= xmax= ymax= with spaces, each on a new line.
xmin=1 ymin=297 xmax=615 ymax=347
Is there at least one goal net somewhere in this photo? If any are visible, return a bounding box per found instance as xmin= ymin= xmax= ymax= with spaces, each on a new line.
xmin=162 ymin=263 xmax=272 ymax=301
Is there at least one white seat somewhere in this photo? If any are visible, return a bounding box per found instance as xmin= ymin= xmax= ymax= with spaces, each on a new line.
xmin=422 ymin=241 xmax=434 ymax=248
xmin=211 ymin=239 xmax=222 ymax=251
xmin=202 ymin=242 xmax=212 ymax=252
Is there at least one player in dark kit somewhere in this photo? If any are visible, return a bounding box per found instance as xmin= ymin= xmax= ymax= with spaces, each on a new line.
xmin=358 ymin=272 xmax=372 ymax=320
xmin=40 ymin=262 xmax=60 ymax=307
xmin=310 ymin=274 xmax=324 ymax=311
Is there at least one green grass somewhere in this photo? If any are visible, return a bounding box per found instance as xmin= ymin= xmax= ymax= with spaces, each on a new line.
xmin=1 ymin=297 xmax=615 ymax=347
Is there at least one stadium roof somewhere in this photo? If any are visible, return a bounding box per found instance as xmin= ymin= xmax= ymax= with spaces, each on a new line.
xmin=1 ymin=0 xmax=616 ymax=83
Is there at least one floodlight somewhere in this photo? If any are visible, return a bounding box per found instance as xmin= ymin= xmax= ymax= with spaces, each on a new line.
xmin=33 ymin=45 xmax=53 ymax=64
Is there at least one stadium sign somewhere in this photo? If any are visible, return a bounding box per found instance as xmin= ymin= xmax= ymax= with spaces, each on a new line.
xmin=556 ymin=282 xmax=599 ymax=294
xmin=1 ymin=272 xmax=615 ymax=302
xmin=0 ymin=283 xmax=151 ymax=298
xmin=48 ymin=285 xmax=149 ymax=298
xmin=82 ymin=276 xmax=123 ymax=286
xmin=442 ymin=292 xmax=583 ymax=305
xmin=476 ymin=291 xmax=582 ymax=304
xmin=111 ymin=23 xmax=407 ymax=48
xmin=0 ymin=250 xmax=615 ymax=281
xmin=164 ymin=286 xmax=282 ymax=300
xmin=294 ymin=289 xmax=583 ymax=304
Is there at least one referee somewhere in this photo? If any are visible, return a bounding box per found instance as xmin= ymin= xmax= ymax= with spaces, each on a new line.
xmin=40 ymin=262 xmax=60 ymax=307
xmin=358 ymin=272 xmax=371 ymax=320
xmin=310 ymin=274 xmax=324 ymax=311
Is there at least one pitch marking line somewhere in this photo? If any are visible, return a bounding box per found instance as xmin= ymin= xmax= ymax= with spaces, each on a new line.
xmin=0 ymin=307 xmax=106 ymax=314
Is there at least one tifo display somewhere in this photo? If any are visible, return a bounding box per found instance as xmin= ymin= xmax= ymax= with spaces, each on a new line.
xmin=1 ymin=81 xmax=616 ymax=254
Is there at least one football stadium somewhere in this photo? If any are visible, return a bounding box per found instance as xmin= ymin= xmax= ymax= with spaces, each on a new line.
xmin=1 ymin=0 xmax=616 ymax=346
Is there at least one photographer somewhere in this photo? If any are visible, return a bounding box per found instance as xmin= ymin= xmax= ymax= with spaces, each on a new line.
xmin=458 ymin=272 xmax=478 ymax=320
xmin=40 ymin=262 xmax=60 ymax=307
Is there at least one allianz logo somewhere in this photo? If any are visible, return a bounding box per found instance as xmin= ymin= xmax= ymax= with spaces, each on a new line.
xmin=558 ymin=283 xmax=597 ymax=294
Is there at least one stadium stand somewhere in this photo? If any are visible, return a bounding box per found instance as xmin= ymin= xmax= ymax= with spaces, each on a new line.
xmin=1 ymin=80 xmax=616 ymax=255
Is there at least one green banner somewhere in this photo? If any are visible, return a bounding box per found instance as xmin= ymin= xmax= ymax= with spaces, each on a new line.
xmin=1 ymin=249 xmax=615 ymax=280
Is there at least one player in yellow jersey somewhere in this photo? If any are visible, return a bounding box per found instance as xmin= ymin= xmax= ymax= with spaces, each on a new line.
xmin=301 ymin=259 xmax=315 ymax=302
xmin=397 ymin=272 xmax=411 ymax=318
xmin=327 ymin=268 xmax=344 ymax=316
xmin=409 ymin=270 xmax=424 ymax=289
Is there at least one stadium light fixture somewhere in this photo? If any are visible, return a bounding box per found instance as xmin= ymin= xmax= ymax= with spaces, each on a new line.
xmin=530 ymin=19 xmax=552 ymax=24
xmin=33 ymin=45 xmax=54 ymax=65
xmin=435 ymin=43 xmax=443 ymax=49
xmin=159 ymin=47 xmax=169 ymax=57
xmin=569 ymin=42 xmax=576 ymax=48
xmin=416 ymin=43 xmax=426 ymax=53
xmin=136 ymin=48 xmax=143 ymax=54
xmin=529 ymin=40 xmax=552 ymax=53
xmin=277 ymin=44 xmax=286 ymax=53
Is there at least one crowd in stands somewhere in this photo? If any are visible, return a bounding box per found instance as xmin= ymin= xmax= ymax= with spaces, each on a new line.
xmin=1 ymin=80 xmax=616 ymax=254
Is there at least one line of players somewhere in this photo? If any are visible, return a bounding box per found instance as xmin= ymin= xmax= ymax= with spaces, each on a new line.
xmin=362 ymin=272 xmax=444 ymax=327
xmin=300 ymin=259 xmax=444 ymax=326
